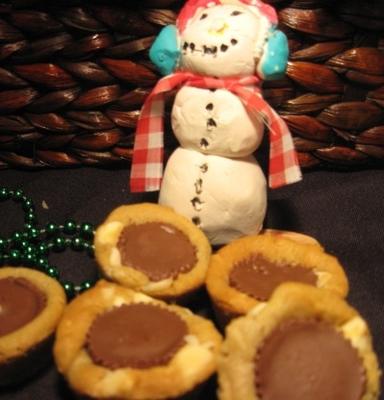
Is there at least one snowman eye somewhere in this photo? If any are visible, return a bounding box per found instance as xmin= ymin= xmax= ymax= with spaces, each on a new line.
xmin=231 ymin=11 xmax=242 ymax=16
xmin=200 ymin=13 xmax=208 ymax=20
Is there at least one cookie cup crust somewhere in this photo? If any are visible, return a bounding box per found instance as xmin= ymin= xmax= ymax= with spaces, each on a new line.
xmin=261 ymin=229 xmax=323 ymax=247
xmin=94 ymin=203 xmax=211 ymax=300
xmin=217 ymin=283 xmax=381 ymax=400
xmin=0 ymin=266 xmax=66 ymax=363
xmin=206 ymin=234 xmax=348 ymax=320
xmin=54 ymin=280 xmax=222 ymax=400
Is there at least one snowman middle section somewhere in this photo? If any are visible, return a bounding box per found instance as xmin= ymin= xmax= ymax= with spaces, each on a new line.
xmin=159 ymin=86 xmax=267 ymax=245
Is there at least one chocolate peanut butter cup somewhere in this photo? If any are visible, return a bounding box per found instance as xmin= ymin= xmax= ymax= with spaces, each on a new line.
xmin=54 ymin=280 xmax=222 ymax=400
xmin=0 ymin=277 xmax=46 ymax=337
xmin=94 ymin=203 xmax=211 ymax=301
xmin=229 ymin=253 xmax=317 ymax=301
xmin=217 ymin=283 xmax=381 ymax=400
xmin=86 ymin=303 xmax=188 ymax=369
xmin=206 ymin=233 xmax=348 ymax=327
xmin=255 ymin=319 xmax=365 ymax=400
xmin=117 ymin=222 xmax=197 ymax=282
xmin=0 ymin=267 xmax=66 ymax=386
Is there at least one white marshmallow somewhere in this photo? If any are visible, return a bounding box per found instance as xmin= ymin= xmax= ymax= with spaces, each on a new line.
xmin=159 ymin=148 xmax=267 ymax=245
xmin=172 ymin=86 xmax=264 ymax=158
xmin=180 ymin=4 xmax=270 ymax=77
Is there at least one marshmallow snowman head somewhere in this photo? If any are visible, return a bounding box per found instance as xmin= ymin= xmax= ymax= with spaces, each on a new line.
xmin=179 ymin=3 xmax=270 ymax=77
xmin=150 ymin=0 xmax=288 ymax=80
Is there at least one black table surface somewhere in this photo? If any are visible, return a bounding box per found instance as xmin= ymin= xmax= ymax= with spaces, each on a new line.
xmin=0 ymin=166 xmax=383 ymax=399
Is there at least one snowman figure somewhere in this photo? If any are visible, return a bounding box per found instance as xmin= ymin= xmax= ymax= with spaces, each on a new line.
xmin=130 ymin=0 xmax=302 ymax=245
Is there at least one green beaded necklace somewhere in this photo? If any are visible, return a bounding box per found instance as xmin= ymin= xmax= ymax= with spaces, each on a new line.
xmin=0 ymin=187 xmax=95 ymax=298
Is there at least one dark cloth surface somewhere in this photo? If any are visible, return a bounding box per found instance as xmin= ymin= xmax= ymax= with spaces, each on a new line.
xmin=0 ymin=166 xmax=383 ymax=399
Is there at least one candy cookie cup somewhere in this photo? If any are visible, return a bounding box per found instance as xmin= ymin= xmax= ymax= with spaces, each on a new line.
xmin=0 ymin=267 xmax=66 ymax=386
xmin=218 ymin=283 xmax=381 ymax=400
xmin=206 ymin=234 xmax=348 ymax=327
xmin=94 ymin=203 xmax=211 ymax=302
xmin=54 ymin=280 xmax=222 ymax=400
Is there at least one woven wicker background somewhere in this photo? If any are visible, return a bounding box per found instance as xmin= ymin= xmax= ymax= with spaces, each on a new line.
xmin=0 ymin=0 xmax=383 ymax=170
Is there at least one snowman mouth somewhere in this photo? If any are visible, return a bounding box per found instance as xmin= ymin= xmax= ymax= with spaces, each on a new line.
xmin=182 ymin=39 xmax=238 ymax=56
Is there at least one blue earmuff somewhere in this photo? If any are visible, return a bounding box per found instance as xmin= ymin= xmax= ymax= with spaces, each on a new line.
xmin=259 ymin=28 xmax=289 ymax=80
xmin=149 ymin=25 xmax=180 ymax=76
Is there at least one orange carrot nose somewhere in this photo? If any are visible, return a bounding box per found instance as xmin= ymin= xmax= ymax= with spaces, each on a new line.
xmin=208 ymin=19 xmax=228 ymax=35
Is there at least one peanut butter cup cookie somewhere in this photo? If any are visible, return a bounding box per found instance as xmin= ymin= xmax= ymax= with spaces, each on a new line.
xmin=206 ymin=234 xmax=348 ymax=325
xmin=94 ymin=203 xmax=211 ymax=301
xmin=218 ymin=283 xmax=381 ymax=400
xmin=54 ymin=280 xmax=222 ymax=400
xmin=0 ymin=267 xmax=66 ymax=385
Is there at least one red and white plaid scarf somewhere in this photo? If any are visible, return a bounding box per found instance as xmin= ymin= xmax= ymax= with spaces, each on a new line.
xmin=130 ymin=72 xmax=302 ymax=192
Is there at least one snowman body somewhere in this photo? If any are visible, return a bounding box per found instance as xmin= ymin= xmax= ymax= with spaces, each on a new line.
xmin=159 ymin=84 xmax=267 ymax=244
xmin=158 ymin=4 xmax=271 ymax=245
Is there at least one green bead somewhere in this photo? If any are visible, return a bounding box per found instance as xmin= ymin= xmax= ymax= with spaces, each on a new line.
xmin=25 ymin=227 xmax=39 ymax=241
xmin=12 ymin=189 xmax=24 ymax=201
xmin=24 ymin=223 xmax=33 ymax=231
xmin=80 ymin=223 xmax=94 ymax=239
xmin=25 ymin=245 xmax=37 ymax=255
xmin=71 ymin=237 xmax=84 ymax=251
xmin=25 ymin=212 xmax=37 ymax=225
xmin=45 ymin=266 xmax=59 ymax=279
xmin=37 ymin=243 xmax=49 ymax=255
xmin=36 ymin=258 xmax=49 ymax=269
xmin=53 ymin=237 xmax=66 ymax=252
xmin=0 ymin=188 xmax=10 ymax=200
xmin=63 ymin=220 xmax=77 ymax=235
xmin=62 ymin=281 xmax=75 ymax=298
xmin=9 ymin=249 xmax=21 ymax=265
xmin=23 ymin=253 xmax=37 ymax=266
xmin=46 ymin=223 xmax=59 ymax=237
xmin=22 ymin=199 xmax=34 ymax=212
xmin=80 ymin=280 xmax=93 ymax=293
xmin=31 ymin=227 xmax=40 ymax=239
xmin=11 ymin=231 xmax=23 ymax=245
xmin=18 ymin=240 xmax=30 ymax=250
xmin=12 ymin=231 xmax=23 ymax=240
xmin=0 ymin=238 xmax=7 ymax=251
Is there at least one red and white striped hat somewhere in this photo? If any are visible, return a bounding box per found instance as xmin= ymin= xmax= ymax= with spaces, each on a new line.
xmin=176 ymin=0 xmax=278 ymax=33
